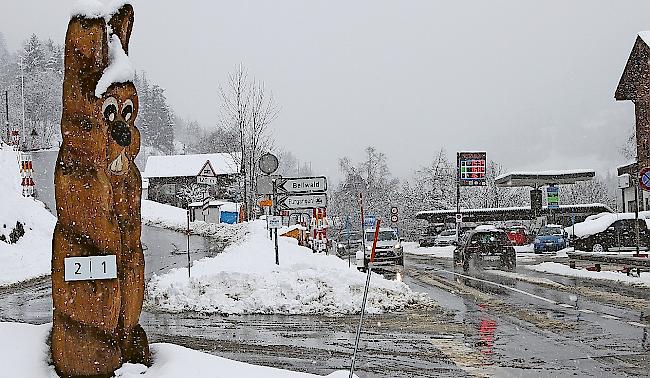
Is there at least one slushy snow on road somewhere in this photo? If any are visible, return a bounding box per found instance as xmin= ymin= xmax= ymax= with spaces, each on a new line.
xmin=147 ymin=220 xmax=428 ymax=315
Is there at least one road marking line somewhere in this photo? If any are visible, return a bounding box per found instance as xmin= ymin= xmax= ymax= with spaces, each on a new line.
xmin=437 ymin=269 xmax=558 ymax=305
xmin=600 ymin=314 xmax=620 ymax=320
xmin=627 ymin=321 xmax=648 ymax=328
xmin=558 ymin=303 xmax=574 ymax=308
xmin=578 ymin=309 xmax=595 ymax=314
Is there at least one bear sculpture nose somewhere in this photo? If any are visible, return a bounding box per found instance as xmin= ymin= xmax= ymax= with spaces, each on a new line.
xmin=111 ymin=121 xmax=131 ymax=147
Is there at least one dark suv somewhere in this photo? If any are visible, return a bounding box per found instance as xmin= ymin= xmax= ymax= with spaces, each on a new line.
xmin=573 ymin=218 xmax=650 ymax=253
xmin=454 ymin=228 xmax=516 ymax=271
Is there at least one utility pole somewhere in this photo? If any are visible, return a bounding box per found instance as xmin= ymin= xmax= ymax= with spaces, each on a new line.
xmin=20 ymin=55 xmax=26 ymax=151
xmin=4 ymin=91 xmax=8 ymax=144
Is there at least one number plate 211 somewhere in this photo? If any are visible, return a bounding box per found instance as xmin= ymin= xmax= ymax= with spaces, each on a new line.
xmin=64 ymin=255 xmax=117 ymax=281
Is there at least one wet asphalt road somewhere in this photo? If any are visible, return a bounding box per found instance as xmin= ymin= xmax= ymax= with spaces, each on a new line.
xmin=2 ymin=252 xmax=648 ymax=377
xmin=8 ymin=150 xmax=649 ymax=376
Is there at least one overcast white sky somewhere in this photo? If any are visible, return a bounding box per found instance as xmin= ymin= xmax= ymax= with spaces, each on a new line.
xmin=2 ymin=0 xmax=648 ymax=181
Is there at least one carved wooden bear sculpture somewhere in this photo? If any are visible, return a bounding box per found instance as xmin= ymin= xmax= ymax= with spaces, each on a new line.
xmin=51 ymin=4 xmax=150 ymax=377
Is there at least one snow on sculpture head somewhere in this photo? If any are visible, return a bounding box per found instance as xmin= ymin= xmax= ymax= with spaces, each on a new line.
xmin=62 ymin=1 xmax=139 ymax=177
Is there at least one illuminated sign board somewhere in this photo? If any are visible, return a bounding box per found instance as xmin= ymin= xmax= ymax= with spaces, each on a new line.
xmin=457 ymin=152 xmax=487 ymax=186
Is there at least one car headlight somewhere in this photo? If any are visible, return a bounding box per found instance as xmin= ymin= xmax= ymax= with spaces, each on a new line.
xmin=558 ymin=238 xmax=564 ymax=243
xmin=394 ymin=243 xmax=401 ymax=249
xmin=534 ymin=238 xmax=541 ymax=244
xmin=338 ymin=243 xmax=344 ymax=249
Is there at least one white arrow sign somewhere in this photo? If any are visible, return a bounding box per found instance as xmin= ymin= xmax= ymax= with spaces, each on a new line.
xmin=279 ymin=176 xmax=327 ymax=193
xmin=278 ymin=193 xmax=328 ymax=210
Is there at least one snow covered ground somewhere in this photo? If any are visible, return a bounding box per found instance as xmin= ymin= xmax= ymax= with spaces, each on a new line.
xmin=525 ymin=262 xmax=650 ymax=288
xmin=147 ymin=220 xmax=428 ymax=315
xmin=0 ymin=322 xmax=352 ymax=378
xmin=0 ymin=146 xmax=56 ymax=286
xmin=404 ymin=242 xmax=455 ymax=258
xmin=141 ymin=199 xmax=248 ymax=242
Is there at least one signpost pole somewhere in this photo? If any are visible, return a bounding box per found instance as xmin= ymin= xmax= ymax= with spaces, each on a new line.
xmin=349 ymin=219 xmax=381 ymax=378
xmin=186 ymin=210 xmax=191 ymax=278
xmin=273 ymin=177 xmax=279 ymax=265
xmin=359 ymin=193 xmax=366 ymax=251
xmin=4 ymin=91 xmax=8 ymax=144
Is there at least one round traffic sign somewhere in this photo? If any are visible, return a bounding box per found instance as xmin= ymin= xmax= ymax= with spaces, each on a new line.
xmin=390 ymin=215 xmax=398 ymax=223
xmin=640 ymin=168 xmax=650 ymax=191
xmin=390 ymin=206 xmax=398 ymax=215
xmin=259 ymin=153 xmax=279 ymax=175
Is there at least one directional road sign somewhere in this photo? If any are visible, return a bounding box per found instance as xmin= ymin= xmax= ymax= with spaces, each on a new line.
xmin=278 ymin=176 xmax=327 ymax=193
xmin=640 ymin=168 xmax=650 ymax=192
xmin=278 ymin=193 xmax=327 ymax=210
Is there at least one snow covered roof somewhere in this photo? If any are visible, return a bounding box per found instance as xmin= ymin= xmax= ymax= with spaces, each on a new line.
xmin=144 ymin=153 xmax=240 ymax=178
xmin=416 ymin=203 xmax=613 ymax=218
xmin=495 ymin=169 xmax=595 ymax=187
xmin=279 ymin=224 xmax=307 ymax=235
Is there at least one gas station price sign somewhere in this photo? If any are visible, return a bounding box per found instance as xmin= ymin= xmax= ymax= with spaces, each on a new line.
xmin=457 ymin=152 xmax=487 ymax=186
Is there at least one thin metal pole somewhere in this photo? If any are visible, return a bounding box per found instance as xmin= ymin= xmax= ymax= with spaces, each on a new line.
xmin=273 ymin=178 xmax=279 ymax=265
xmin=360 ymin=193 xmax=366 ymax=251
xmin=349 ymin=220 xmax=381 ymax=378
xmin=20 ymin=56 xmax=25 ymax=150
xmin=187 ymin=210 xmax=191 ymax=278
xmin=4 ymin=91 xmax=8 ymax=144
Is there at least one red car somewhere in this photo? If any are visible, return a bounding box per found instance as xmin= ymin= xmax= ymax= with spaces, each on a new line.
xmin=506 ymin=226 xmax=529 ymax=246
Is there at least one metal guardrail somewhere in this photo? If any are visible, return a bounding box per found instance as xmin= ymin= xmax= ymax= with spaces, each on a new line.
xmin=567 ymin=251 xmax=650 ymax=268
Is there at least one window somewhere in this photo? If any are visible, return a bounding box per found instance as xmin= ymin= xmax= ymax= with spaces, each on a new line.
xmin=160 ymin=184 xmax=176 ymax=196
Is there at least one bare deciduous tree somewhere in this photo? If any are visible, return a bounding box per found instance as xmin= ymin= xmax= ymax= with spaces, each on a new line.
xmin=219 ymin=64 xmax=279 ymax=219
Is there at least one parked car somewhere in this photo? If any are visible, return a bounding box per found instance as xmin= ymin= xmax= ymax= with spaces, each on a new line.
xmin=506 ymin=225 xmax=530 ymax=246
xmin=419 ymin=223 xmax=445 ymax=247
xmin=434 ymin=229 xmax=458 ymax=246
xmin=572 ymin=217 xmax=650 ymax=253
xmin=533 ymin=225 xmax=567 ymax=253
xmin=356 ymin=227 xmax=403 ymax=271
xmin=336 ymin=230 xmax=363 ymax=258
xmin=454 ymin=227 xmax=516 ymax=271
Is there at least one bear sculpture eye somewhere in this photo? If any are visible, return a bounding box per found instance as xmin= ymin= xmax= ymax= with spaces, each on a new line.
xmin=122 ymin=99 xmax=134 ymax=122
xmin=102 ymin=97 xmax=118 ymax=122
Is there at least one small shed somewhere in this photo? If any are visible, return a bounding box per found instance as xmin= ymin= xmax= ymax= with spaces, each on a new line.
xmin=188 ymin=200 xmax=241 ymax=224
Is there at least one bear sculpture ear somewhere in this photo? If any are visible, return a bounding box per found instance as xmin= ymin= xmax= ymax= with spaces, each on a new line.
xmin=64 ymin=16 xmax=108 ymax=98
xmin=108 ymin=4 xmax=134 ymax=54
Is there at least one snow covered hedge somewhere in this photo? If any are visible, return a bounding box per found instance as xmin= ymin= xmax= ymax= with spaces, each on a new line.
xmin=147 ymin=220 xmax=429 ymax=315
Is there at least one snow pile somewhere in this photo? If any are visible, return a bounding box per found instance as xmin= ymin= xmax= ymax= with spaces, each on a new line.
xmin=147 ymin=220 xmax=428 ymax=315
xmin=566 ymin=212 xmax=650 ymax=238
xmin=526 ymin=262 xmax=650 ymax=288
xmin=0 ymin=146 xmax=56 ymax=286
xmin=95 ymin=34 xmax=135 ymax=97
xmin=141 ymin=199 xmax=248 ymax=242
xmin=0 ymin=322 xmax=353 ymax=378
xmin=404 ymin=242 xmax=455 ymax=258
